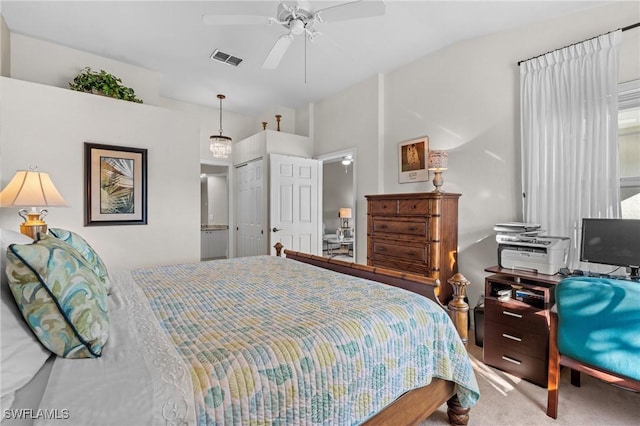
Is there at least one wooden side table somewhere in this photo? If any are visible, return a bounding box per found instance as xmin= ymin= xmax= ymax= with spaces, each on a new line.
xmin=482 ymin=266 xmax=562 ymax=387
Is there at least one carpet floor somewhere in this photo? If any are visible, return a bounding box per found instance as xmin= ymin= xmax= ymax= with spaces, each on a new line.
xmin=421 ymin=339 xmax=640 ymax=425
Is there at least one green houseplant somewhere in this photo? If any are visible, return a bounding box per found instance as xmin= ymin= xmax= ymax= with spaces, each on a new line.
xmin=69 ymin=67 xmax=143 ymax=103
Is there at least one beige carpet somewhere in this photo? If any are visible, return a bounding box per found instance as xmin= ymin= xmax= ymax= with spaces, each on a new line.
xmin=421 ymin=339 xmax=640 ymax=425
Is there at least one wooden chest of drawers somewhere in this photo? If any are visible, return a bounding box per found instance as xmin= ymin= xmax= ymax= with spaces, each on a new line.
xmin=483 ymin=267 xmax=560 ymax=387
xmin=365 ymin=192 xmax=460 ymax=304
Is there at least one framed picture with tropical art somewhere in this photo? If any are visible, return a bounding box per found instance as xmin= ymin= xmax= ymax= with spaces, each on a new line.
xmin=398 ymin=136 xmax=429 ymax=183
xmin=84 ymin=142 xmax=147 ymax=226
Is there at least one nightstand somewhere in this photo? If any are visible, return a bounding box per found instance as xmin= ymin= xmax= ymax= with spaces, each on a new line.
xmin=483 ymin=266 xmax=562 ymax=387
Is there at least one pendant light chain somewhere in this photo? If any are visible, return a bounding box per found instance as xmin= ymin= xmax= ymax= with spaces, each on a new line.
xmin=218 ymin=94 xmax=224 ymax=136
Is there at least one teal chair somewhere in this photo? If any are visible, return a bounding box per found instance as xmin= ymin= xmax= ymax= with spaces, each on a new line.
xmin=547 ymin=277 xmax=640 ymax=418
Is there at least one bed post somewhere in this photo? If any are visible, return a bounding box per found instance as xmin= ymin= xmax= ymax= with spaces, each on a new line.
xmin=447 ymin=394 xmax=470 ymax=425
xmin=274 ymin=242 xmax=283 ymax=257
xmin=447 ymin=273 xmax=470 ymax=347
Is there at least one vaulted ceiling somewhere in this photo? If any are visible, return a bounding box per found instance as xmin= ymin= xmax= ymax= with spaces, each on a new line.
xmin=1 ymin=1 xmax=606 ymax=116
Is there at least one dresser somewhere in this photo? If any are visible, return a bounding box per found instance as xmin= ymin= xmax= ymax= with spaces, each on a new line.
xmin=365 ymin=192 xmax=460 ymax=304
xmin=483 ymin=266 xmax=561 ymax=387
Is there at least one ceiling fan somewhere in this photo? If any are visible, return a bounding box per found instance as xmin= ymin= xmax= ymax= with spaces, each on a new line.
xmin=203 ymin=1 xmax=385 ymax=70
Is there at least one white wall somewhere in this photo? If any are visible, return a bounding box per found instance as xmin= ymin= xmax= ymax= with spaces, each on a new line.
xmin=0 ymin=77 xmax=201 ymax=270
xmin=158 ymin=97 xmax=257 ymax=163
xmin=312 ymin=2 xmax=640 ymax=306
xmin=207 ymin=175 xmax=228 ymax=225
xmin=10 ymin=34 xmax=160 ymax=105
xmin=313 ymin=74 xmax=382 ymax=262
xmin=0 ymin=15 xmax=9 ymax=77
xmin=323 ymin=161 xmax=353 ymax=234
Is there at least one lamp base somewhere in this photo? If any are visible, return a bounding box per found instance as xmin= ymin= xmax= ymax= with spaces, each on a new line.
xmin=431 ymin=170 xmax=445 ymax=193
xmin=18 ymin=209 xmax=48 ymax=240
xmin=20 ymin=223 xmax=47 ymax=240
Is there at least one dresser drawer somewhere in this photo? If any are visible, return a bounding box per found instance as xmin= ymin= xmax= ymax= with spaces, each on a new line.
xmin=372 ymin=219 xmax=428 ymax=237
xmin=398 ymin=199 xmax=432 ymax=215
xmin=368 ymin=256 xmax=430 ymax=276
xmin=484 ymin=343 xmax=548 ymax=387
xmin=484 ymin=320 xmax=548 ymax=361
xmin=369 ymin=199 xmax=397 ymax=215
xmin=371 ymin=240 xmax=428 ymax=263
xmin=485 ymin=299 xmax=549 ymax=334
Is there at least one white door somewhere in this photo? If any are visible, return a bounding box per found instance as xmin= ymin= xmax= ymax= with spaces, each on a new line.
xmin=270 ymin=154 xmax=320 ymax=256
xmin=235 ymin=159 xmax=266 ymax=257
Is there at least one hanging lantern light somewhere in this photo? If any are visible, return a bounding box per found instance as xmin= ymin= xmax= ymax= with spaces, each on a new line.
xmin=210 ymin=94 xmax=232 ymax=158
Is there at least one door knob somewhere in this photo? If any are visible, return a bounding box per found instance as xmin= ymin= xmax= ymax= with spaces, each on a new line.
xmin=272 ymin=227 xmax=282 ymax=232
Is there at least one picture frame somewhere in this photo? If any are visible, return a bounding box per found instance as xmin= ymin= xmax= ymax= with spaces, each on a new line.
xmin=84 ymin=142 xmax=147 ymax=226
xmin=398 ymin=136 xmax=429 ymax=183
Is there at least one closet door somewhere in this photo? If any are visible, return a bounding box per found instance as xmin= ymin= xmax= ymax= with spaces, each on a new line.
xmin=235 ymin=159 xmax=266 ymax=257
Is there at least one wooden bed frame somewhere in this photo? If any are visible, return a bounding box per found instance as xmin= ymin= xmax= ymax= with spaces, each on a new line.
xmin=275 ymin=244 xmax=472 ymax=425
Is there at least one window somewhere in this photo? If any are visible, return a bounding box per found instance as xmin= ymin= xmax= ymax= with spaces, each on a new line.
xmin=619 ymin=80 xmax=640 ymax=219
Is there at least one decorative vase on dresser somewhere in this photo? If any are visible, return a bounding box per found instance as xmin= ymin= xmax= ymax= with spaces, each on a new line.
xmin=365 ymin=192 xmax=461 ymax=304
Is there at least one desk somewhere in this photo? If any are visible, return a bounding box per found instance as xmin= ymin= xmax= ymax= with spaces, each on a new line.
xmin=324 ymin=237 xmax=354 ymax=257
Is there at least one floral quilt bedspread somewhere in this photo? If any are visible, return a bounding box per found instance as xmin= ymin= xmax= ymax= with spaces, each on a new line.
xmin=132 ymin=255 xmax=479 ymax=425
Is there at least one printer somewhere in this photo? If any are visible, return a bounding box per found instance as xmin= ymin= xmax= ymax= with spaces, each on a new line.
xmin=497 ymin=236 xmax=570 ymax=275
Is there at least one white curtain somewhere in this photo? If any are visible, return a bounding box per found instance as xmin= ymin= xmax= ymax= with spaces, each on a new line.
xmin=520 ymin=30 xmax=622 ymax=267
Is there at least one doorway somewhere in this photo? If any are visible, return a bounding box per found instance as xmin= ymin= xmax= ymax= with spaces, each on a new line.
xmin=316 ymin=149 xmax=357 ymax=261
xmin=200 ymin=161 xmax=233 ymax=260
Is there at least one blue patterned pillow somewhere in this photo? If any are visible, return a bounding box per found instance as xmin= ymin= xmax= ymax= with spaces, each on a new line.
xmin=6 ymin=234 xmax=110 ymax=358
xmin=48 ymin=228 xmax=110 ymax=292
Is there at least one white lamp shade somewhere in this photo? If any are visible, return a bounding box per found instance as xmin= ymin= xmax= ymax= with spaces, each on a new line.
xmin=338 ymin=208 xmax=352 ymax=218
xmin=428 ymin=150 xmax=448 ymax=170
xmin=0 ymin=171 xmax=68 ymax=207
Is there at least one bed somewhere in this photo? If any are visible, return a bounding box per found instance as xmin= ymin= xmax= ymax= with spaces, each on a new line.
xmin=1 ymin=229 xmax=479 ymax=425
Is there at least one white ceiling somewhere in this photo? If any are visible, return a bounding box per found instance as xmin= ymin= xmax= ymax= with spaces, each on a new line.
xmin=1 ymin=0 xmax=607 ymax=116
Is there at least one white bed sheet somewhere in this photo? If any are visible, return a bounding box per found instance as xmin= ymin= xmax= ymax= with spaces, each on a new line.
xmin=31 ymin=271 xmax=195 ymax=426
xmin=3 ymin=357 xmax=54 ymax=426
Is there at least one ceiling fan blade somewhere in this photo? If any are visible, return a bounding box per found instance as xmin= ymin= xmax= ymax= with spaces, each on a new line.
xmin=202 ymin=14 xmax=270 ymax=26
xmin=262 ymin=34 xmax=294 ymax=69
xmin=315 ymin=0 xmax=385 ymax=23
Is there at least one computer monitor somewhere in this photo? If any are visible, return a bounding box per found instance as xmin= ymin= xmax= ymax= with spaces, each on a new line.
xmin=580 ymin=218 xmax=640 ymax=278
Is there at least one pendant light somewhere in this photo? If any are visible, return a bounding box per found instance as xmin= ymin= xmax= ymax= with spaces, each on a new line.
xmin=210 ymin=94 xmax=232 ymax=158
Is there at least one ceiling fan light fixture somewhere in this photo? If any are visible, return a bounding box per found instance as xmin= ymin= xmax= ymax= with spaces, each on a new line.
xmin=289 ymin=18 xmax=305 ymax=35
xmin=210 ymin=94 xmax=232 ymax=158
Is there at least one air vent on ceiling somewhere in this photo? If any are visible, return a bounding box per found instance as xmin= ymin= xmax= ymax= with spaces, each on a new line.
xmin=210 ymin=49 xmax=243 ymax=67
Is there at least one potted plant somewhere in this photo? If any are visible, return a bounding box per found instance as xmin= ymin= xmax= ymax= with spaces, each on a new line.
xmin=69 ymin=67 xmax=143 ymax=103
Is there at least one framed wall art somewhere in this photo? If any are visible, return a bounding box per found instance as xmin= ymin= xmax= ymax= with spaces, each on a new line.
xmin=398 ymin=136 xmax=429 ymax=183
xmin=84 ymin=142 xmax=147 ymax=226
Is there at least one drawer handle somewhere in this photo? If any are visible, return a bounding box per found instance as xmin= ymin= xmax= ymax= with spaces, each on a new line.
xmin=412 ymin=204 xmax=417 ymax=209
xmin=502 ymin=333 xmax=522 ymax=342
xmin=378 ymin=247 xmax=387 ymax=252
xmin=502 ymin=355 xmax=522 ymax=365
xmin=379 ymin=224 xmax=388 ymax=229
xmin=407 ymin=226 xmax=418 ymax=231
xmin=408 ymin=251 xmax=417 ymax=256
xmin=502 ymin=311 xmax=523 ymax=319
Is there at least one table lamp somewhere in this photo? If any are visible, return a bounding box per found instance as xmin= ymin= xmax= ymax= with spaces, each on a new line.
xmin=0 ymin=169 xmax=68 ymax=239
xmin=428 ymin=150 xmax=448 ymax=193
xmin=339 ymin=207 xmax=352 ymax=228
